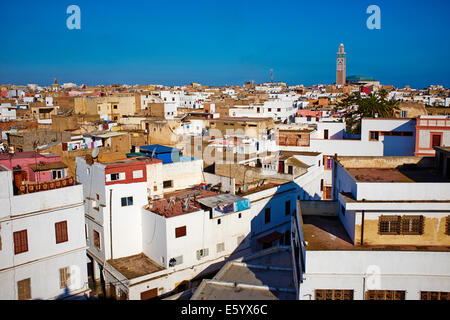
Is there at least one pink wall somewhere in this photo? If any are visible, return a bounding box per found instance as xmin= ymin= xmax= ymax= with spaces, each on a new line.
xmin=0 ymin=152 xmax=63 ymax=182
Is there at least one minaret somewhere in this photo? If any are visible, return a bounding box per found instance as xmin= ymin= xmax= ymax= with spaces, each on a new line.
xmin=336 ymin=43 xmax=346 ymax=86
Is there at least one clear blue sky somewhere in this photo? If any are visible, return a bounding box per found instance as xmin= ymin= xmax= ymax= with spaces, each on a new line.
xmin=0 ymin=0 xmax=449 ymax=88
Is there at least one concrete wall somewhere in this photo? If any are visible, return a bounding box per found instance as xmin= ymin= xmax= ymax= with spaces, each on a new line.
xmin=301 ymin=250 xmax=450 ymax=300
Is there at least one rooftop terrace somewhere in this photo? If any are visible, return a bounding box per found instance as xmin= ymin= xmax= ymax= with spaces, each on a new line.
xmin=300 ymin=201 xmax=450 ymax=252
xmin=347 ymin=166 xmax=450 ymax=183
xmin=146 ymin=186 xmax=219 ymax=218
xmin=107 ymin=253 xmax=165 ymax=280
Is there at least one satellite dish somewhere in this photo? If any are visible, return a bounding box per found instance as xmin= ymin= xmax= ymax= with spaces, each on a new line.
xmin=243 ymin=184 xmax=248 ymax=192
xmin=92 ymin=147 xmax=99 ymax=159
xmin=151 ymin=147 xmax=157 ymax=158
xmin=32 ymin=138 xmax=40 ymax=150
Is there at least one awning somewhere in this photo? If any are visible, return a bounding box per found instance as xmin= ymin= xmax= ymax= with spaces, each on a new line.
xmin=30 ymin=162 xmax=68 ymax=172
xmin=257 ymin=231 xmax=284 ymax=244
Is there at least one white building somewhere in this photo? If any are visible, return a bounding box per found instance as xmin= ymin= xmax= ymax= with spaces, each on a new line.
xmin=229 ymin=99 xmax=298 ymax=123
xmin=291 ymin=155 xmax=450 ymax=300
xmin=0 ymin=164 xmax=89 ymax=300
xmin=0 ymin=103 xmax=16 ymax=121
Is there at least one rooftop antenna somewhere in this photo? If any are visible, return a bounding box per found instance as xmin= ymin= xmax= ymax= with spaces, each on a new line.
xmin=92 ymin=147 xmax=99 ymax=162
xmin=183 ymin=196 xmax=190 ymax=212
xmin=33 ymin=138 xmax=40 ymax=183
xmin=168 ymin=196 xmax=175 ymax=209
xmin=270 ymin=69 xmax=274 ymax=83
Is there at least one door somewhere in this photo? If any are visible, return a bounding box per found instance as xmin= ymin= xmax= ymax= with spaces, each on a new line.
xmin=324 ymin=129 xmax=329 ymax=140
xmin=432 ymin=134 xmax=441 ymax=147
xmin=447 ymin=158 xmax=450 ymax=179
xmin=278 ymin=161 xmax=285 ymax=174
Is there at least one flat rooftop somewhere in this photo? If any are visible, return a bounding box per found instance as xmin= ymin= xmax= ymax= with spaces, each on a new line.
xmin=107 ymin=253 xmax=164 ymax=280
xmin=301 ymin=201 xmax=450 ymax=252
xmin=101 ymin=156 xmax=162 ymax=167
xmin=191 ymin=247 xmax=296 ymax=300
xmin=147 ymin=187 xmax=219 ymax=218
xmin=347 ymin=167 xmax=450 ymax=183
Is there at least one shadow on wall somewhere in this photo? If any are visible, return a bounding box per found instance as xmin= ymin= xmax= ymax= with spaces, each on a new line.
xmin=162 ymin=182 xmax=315 ymax=300
xmin=381 ymin=121 xmax=416 ymax=156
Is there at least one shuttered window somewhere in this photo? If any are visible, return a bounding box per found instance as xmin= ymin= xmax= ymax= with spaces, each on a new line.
xmin=401 ymin=216 xmax=424 ymax=235
xmin=93 ymin=230 xmax=101 ymax=249
xmin=365 ymin=290 xmax=405 ymax=300
xmin=175 ymin=226 xmax=187 ymax=238
xmin=315 ymin=289 xmax=353 ymax=300
xmin=17 ymin=278 xmax=31 ymax=300
xmin=420 ymin=291 xmax=449 ymax=300
xmin=445 ymin=216 xmax=450 ymax=235
xmin=55 ymin=221 xmax=68 ymax=244
xmin=59 ymin=267 xmax=71 ymax=289
xmin=13 ymin=230 xmax=28 ymax=254
xmin=379 ymin=215 xmax=425 ymax=235
xmin=378 ymin=216 xmax=401 ymax=235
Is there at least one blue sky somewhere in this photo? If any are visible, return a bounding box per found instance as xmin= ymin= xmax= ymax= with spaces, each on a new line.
xmin=0 ymin=0 xmax=449 ymax=88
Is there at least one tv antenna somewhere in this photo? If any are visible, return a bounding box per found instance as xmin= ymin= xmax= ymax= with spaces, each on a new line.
xmin=92 ymin=147 xmax=99 ymax=162
xmin=270 ymin=69 xmax=274 ymax=83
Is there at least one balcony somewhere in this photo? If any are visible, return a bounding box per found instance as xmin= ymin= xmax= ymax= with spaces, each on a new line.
xmin=15 ymin=176 xmax=76 ymax=195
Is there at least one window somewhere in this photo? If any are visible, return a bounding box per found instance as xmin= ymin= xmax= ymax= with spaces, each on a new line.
xmin=285 ymin=200 xmax=291 ymax=216
xmin=341 ymin=205 xmax=345 ymax=216
xmin=420 ymin=291 xmax=449 ymax=300
xmin=264 ymin=208 xmax=271 ymax=224
xmin=17 ymin=278 xmax=31 ymax=300
xmin=378 ymin=216 xmax=401 ymax=235
xmin=52 ymin=170 xmax=63 ymax=179
xmin=446 ymin=216 xmax=450 ymax=235
xmin=121 ymin=196 xmax=133 ymax=207
xmin=217 ymin=219 xmax=221 ymax=225
xmin=238 ymin=213 xmax=242 ymax=219
xmin=320 ymin=179 xmax=324 ymax=191
xmin=113 ymin=105 xmax=118 ymax=109
xmin=400 ymin=110 xmax=408 ymax=118
xmin=432 ymin=134 xmax=442 ymax=147
xmin=169 ymin=255 xmax=183 ymax=267
xmin=288 ymin=166 xmax=293 ymax=175
xmin=379 ymin=215 xmax=424 ymax=235
xmin=163 ymin=180 xmax=173 ymax=189
xmin=133 ymin=170 xmax=143 ymax=179
xmin=153 ymin=186 xmax=157 ymax=192
xmin=109 ymin=173 xmax=120 ymax=181
xmin=315 ymin=289 xmax=354 ymax=300
xmin=59 ymin=267 xmax=71 ymax=289
xmin=401 ymin=215 xmax=424 ymax=235
xmin=365 ymin=290 xmax=405 ymax=300
xmin=196 ymin=248 xmax=209 ymax=260
xmin=324 ymin=129 xmax=329 ymax=140
xmin=324 ymin=156 xmax=333 ymax=170
xmin=369 ymin=131 xmax=379 ymax=141
xmin=93 ymin=230 xmax=101 ymax=249
xmin=217 ymin=242 xmax=225 ymax=253
xmin=55 ymin=221 xmax=68 ymax=244
xmin=175 ymin=226 xmax=186 ymax=238
xmin=13 ymin=230 xmax=28 ymax=254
